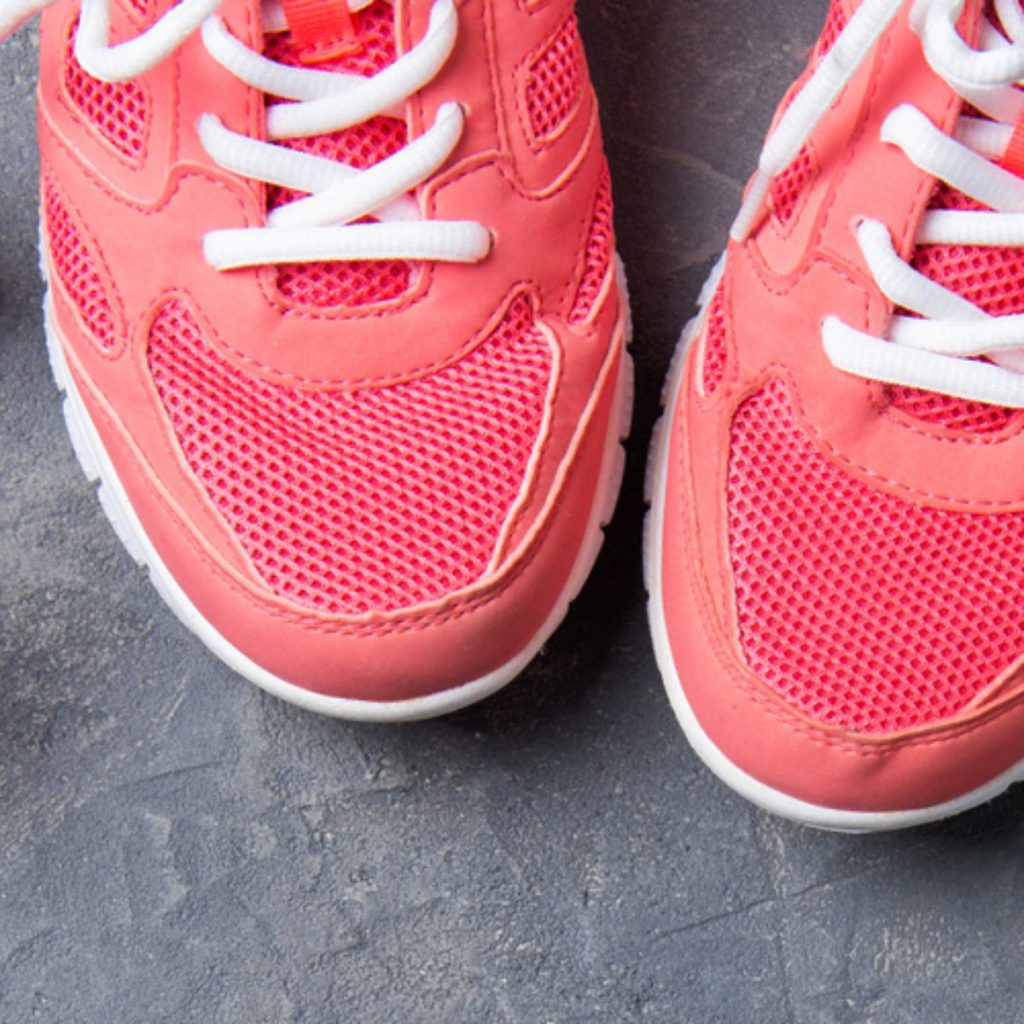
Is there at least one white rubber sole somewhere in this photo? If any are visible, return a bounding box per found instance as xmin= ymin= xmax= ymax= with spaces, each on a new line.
xmin=644 ymin=260 xmax=1024 ymax=832
xmin=43 ymin=266 xmax=634 ymax=722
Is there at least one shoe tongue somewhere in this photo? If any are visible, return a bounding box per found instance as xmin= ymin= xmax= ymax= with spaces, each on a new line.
xmin=891 ymin=190 xmax=1024 ymax=434
xmin=263 ymin=0 xmax=405 ymax=208
xmin=913 ymin=184 xmax=1024 ymax=319
xmin=261 ymin=0 xmax=414 ymax=309
xmin=277 ymin=0 xmax=360 ymax=63
xmin=806 ymin=4 xmax=1020 ymax=430
xmin=264 ymin=0 xmax=398 ymax=94
xmin=889 ymin=5 xmax=1024 ymax=434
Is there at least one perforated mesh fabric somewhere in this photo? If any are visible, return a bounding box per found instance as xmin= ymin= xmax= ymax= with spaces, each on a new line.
xmin=768 ymin=2 xmax=846 ymax=226
xmin=568 ymin=163 xmax=613 ymax=324
xmin=814 ymin=0 xmax=848 ymax=59
xmin=264 ymin=2 xmax=413 ymax=308
xmin=701 ymin=284 xmax=728 ymax=396
xmin=770 ymin=146 xmax=816 ymax=226
xmin=728 ymin=377 xmax=1024 ymax=734
xmin=275 ymin=259 xmax=411 ymax=308
xmin=525 ymin=15 xmax=583 ymax=139
xmin=43 ymin=178 xmax=118 ymax=351
xmin=889 ymin=184 xmax=1024 ymax=432
xmin=885 ymin=386 xmax=1019 ymax=432
xmin=913 ymin=187 xmax=1024 ymax=315
xmin=64 ymin=21 xmax=149 ymax=162
xmin=148 ymin=297 xmax=553 ymax=615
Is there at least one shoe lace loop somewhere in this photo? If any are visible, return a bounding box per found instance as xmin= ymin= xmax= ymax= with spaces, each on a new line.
xmin=2 ymin=0 xmax=491 ymax=273
xmin=735 ymin=0 xmax=1024 ymax=409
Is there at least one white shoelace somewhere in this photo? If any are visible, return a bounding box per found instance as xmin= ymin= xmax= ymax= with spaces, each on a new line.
xmin=0 ymin=0 xmax=491 ymax=271
xmin=733 ymin=0 xmax=1024 ymax=408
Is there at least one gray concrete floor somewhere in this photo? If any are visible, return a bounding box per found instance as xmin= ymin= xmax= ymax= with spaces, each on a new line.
xmin=3 ymin=2 xmax=1024 ymax=1022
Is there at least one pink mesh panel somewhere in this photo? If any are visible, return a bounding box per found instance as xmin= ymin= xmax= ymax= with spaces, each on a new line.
xmin=813 ymin=0 xmax=848 ymax=59
xmin=701 ymin=284 xmax=728 ymax=396
xmin=264 ymin=2 xmax=413 ymax=309
xmin=148 ymin=298 xmax=553 ymax=615
xmin=913 ymin=188 xmax=1024 ymax=316
xmin=275 ymin=260 xmax=411 ymax=308
xmin=728 ymin=377 xmax=1024 ymax=734
xmin=64 ymin=23 xmax=149 ymax=162
xmin=886 ymin=386 xmax=1019 ymax=433
xmin=767 ymin=2 xmax=847 ymax=226
xmin=765 ymin=4 xmax=843 ymax=230
xmin=568 ymin=163 xmax=613 ymax=324
xmin=526 ymin=15 xmax=583 ymax=139
xmin=276 ymin=121 xmax=407 ymax=172
xmin=43 ymin=179 xmax=118 ymax=351
xmin=889 ymin=184 xmax=1024 ymax=433
xmin=770 ymin=146 xmax=817 ymax=226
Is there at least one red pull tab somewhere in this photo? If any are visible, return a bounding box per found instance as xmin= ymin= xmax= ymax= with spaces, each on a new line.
xmin=280 ymin=0 xmax=362 ymax=64
xmin=1001 ymin=111 xmax=1024 ymax=179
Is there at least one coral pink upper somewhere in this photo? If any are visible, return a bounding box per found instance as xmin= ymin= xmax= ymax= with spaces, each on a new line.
xmin=37 ymin=0 xmax=625 ymax=700
xmin=659 ymin=0 xmax=1024 ymax=811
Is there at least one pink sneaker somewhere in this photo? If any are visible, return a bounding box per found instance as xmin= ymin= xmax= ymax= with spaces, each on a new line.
xmin=649 ymin=0 xmax=1024 ymax=829
xmin=2 ymin=0 xmax=631 ymax=719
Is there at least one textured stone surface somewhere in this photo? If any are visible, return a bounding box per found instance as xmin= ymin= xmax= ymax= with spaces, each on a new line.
xmin=4 ymin=3 xmax=1024 ymax=1022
